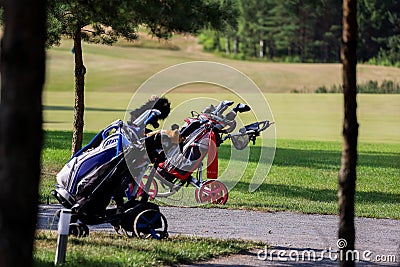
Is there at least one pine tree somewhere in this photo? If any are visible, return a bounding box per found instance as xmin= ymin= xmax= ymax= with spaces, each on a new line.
xmin=47 ymin=0 xmax=238 ymax=155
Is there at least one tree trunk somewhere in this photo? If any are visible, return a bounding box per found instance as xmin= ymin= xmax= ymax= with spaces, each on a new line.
xmin=259 ymin=39 xmax=265 ymax=58
xmin=268 ymin=38 xmax=274 ymax=60
xmin=299 ymin=0 xmax=306 ymax=62
xmin=233 ymin=36 xmax=239 ymax=55
xmin=0 ymin=0 xmax=46 ymax=266
xmin=338 ymin=0 xmax=358 ymax=266
xmin=287 ymin=45 xmax=292 ymax=58
xmin=225 ymin=36 xmax=231 ymax=56
xmin=214 ymin=32 xmax=221 ymax=51
xmin=71 ymin=28 xmax=86 ymax=156
xmin=324 ymin=44 xmax=329 ymax=63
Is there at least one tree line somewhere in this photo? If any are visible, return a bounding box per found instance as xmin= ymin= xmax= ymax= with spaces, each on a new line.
xmin=200 ymin=0 xmax=400 ymax=66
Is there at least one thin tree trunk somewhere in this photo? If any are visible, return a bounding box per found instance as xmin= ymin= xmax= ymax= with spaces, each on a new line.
xmin=0 ymin=0 xmax=46 ymax=266
xmin=338 ymin=0 xmax=358 ymax=266
xmin=214 ymin=32 xmax=221 ymax=51
xmin=268 ymin=38 xmax=274 ymax=60
xmin=324 ymin=44 xmax=329 ymax=63
xmin=71 ymin=28 xmax=86 ymax=156
xmin=259 ymin=39 xmax=265 ymax=58
xmin=299 ymin=0 xmax=306 ymax=62
xmin=288 ymin=45 xmax=292 ymax=58
xmin=233 ymin=36 xmax=239 ymax=55
xmin=225 ymin=36 xmax=231 ymax=56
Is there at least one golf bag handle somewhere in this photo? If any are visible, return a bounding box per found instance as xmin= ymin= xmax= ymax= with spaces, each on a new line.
xmin=102 ymin=123 xmax=121 ymax=139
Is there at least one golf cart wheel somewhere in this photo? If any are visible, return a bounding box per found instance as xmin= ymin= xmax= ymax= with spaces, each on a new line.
xmin=69 ymin=223 xmax=89 ymax=237
xmin=195 ymin=180 xmax=229 ymax=205
xmin=133 ymin=209 xmax=168 ymax=240
xmin=136 ymin=175 xmax=158 ymax=200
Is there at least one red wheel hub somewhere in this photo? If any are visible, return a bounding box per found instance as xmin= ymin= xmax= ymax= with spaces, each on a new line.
xmin=195 ymin=180 xmax=228 ymax=204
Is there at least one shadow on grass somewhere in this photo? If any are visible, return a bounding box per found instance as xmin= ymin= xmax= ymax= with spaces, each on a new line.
xmin=44 ymin=131 xmax=399 ymax=171
xmin=43 ymin=131 xmax=96 ymax=150
xmin=35 ymin=257 xmax=124 ymax=267
xmin=233 ymin=181 xmax=400 ymax=205
xmin=34 ymin=258 xmax=54 ymax=267
xmin=274 ymin=147 xmax=399 ymax=170
xmin=43 ymin=105 xmax=126 ymax=112
xmin=218 ymin=145 xmax=399 ymax=170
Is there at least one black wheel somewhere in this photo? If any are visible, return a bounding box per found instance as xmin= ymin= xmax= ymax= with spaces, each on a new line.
xmin=133 ymin=209 xmax=168 ymax=240
xmin=69 ymin=223 xmax=89 ymax=237
xmin=79 ymin=223 xmax=89 ymax=237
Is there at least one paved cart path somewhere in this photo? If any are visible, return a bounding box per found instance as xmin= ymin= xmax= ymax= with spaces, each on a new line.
xmin=38 ymin=205 xmax=400 ymax=266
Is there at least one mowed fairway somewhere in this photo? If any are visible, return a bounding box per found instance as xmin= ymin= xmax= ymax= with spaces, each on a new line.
xmin=44 ymin=91 xmax=400 ymax=144
xmin=41 ymin=38 xmax=400 ymax=219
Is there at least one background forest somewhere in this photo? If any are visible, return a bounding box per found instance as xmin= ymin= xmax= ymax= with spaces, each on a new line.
xmin=199 ymin=0 xmax=400 ymax=66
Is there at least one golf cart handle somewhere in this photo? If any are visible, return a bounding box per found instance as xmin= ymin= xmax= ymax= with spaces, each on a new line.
xmin=221 ymin=134 xmax=232 ymax=142
xmin=243 ymin=120 xmax=273 ymax=133
xmin=258 ymin=120 xmax=273 ymax=132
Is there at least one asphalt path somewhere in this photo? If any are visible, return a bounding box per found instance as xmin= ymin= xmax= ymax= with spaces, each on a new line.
xmin=38 ymin=204 xmax=400 ymax=266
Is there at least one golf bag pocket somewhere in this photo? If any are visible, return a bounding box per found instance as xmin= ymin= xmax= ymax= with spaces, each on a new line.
xmin=56 ymin=133 xmax=123 ymax=195
xmin=56 ymin=157 xmax=77 ymax=189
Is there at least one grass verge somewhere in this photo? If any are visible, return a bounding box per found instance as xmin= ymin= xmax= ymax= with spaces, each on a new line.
xmin=34 ymin=231 xmax=259 ymax=267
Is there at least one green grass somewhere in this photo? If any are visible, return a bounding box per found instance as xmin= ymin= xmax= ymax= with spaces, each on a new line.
xmin=222 ymin=140 xmax=400 ymax=219
xmin=34 ymin=231 xmax=259 ymax=267
xmin=40 ymin=131 xmax=400 ymax=219
xmin=43 ymin=92 xmax=400 ymax=143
